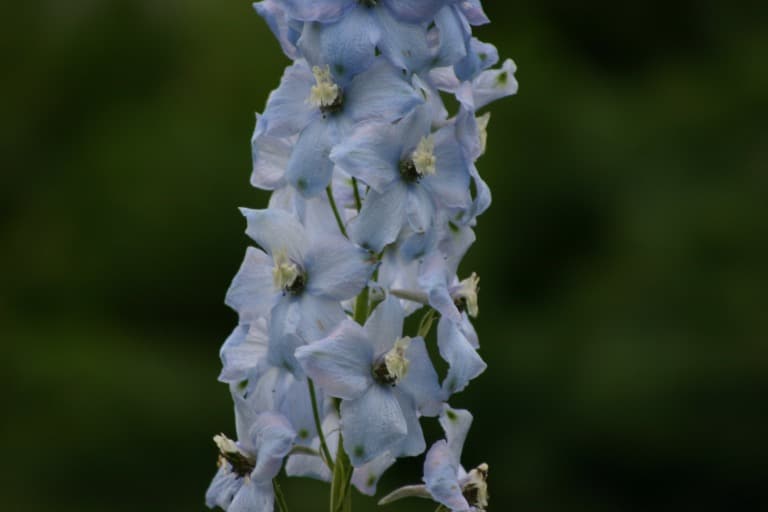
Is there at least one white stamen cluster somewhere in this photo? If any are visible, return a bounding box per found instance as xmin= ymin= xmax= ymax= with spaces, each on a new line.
xmin=411 ymin=136 xmax=437 ymax=177
xmin=477 ymin=113 xmax=491 ymax=156
xmin=309 ymin=66 xmax=341 ymax=109
xmin=213 ymin=433 xmax=239 ymax=455
xmin=384 ymin=337 xmax=412 ymax=382
xmin=272 ymin=250 xmax=301 ymax=291
xmin=455 ymin=272 xmax=480 ymax=317
xmin=465 ymin=463 xmax=489 ymax=509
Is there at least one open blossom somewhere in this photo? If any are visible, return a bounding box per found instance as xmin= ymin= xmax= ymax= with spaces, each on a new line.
xmin=208 ymin=1 xmax=517 ymax=510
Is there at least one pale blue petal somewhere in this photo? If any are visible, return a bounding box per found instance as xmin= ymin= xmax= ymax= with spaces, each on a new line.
xmin=271 ymin=293 xmax=345 ymax=343
xmin=438 ymin=405 xmax=473 ymax=463
xmin=375 ymin=7 xmax=433 ymax=72
xmin=384 ymin=0 xmax=448 ymax=22
xmin=398 ymin=336 xmax=444 ymax=416
xmin=229 ymin=479 xmax=274 ymax=512
xmin=330 ymin=122 xmax=402 ymax=192
xmin=364 ymin=295 xmax=405 ymax=355
xmin=392 ymin=390 xmax=426 ymax=457
xmin=205 ymin=466 xmax=242 ymax=510
xmin=458 ymin=0 xmax=490 ymax=25
xmin=251 ymin=117 xmax=291 ymax=190
xmin=423 ymin=126 xmax=471 ymax=210
xmin=405 ymin=185 xmax=435 ymax=234
xmin=225 ymin=247 xmax=279 ymax=322
xmin=455 ymin=38 xmax=498 ymax=81
xmin=305 ymin=235 xmax=374 ymax=300
xmin=344 ymin=59 xmax=424 ymax=125
xmin=350 ymin=183 xmax=408 ymax=253
xmin=298 ymin=8 xmax=380 ymax=84
xmin=281 ymin=0 xmax=355 ymax=22
xmin=260 ymin=61 xmax=316 ymax=137
xmin=351 ymin=452 xmax=396 ymax=496
xmin=267 ymin=325 xmax=305 ymax=378
xmin=432 ymin=6 xmax=469 ymax=68
xmin=219 ymin=321 xmax=270 ymax=384
xmin=277 ymin=375 xmax=319 ymax=444
xmin=341 ymin=384 xmax=408 ymax=466
xmin=286 ymin=118 xmax=336 ymax=198
xmin=253 ymin=0 xmax=301 ymax=59
xmin=423 ymin=440 xmax=469 ymax=511
xmin=250 ymin=412 xmax=296 ymax=481
xmin=472 ymin=59 xmax=519 ymax=110
xmin=241 ymin=208 xmax=308 ymax=262
xmin=437 ymin=316 xmax=487 ymax=396
xmin=295 ymin=321 xmax=374 ymax=400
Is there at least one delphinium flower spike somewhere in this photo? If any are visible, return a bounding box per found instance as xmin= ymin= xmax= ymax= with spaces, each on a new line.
xmin=207 ymin=1 xmax=517 ymax=511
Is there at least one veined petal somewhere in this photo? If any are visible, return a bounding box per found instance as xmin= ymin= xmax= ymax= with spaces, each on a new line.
xmin=205 ymin=466 xmax=242 ymax=510
xmin=344 ymin=59 xmax=424 ymax=125
xmin=295 ymin=321 xmax=374 ymax=400
xmin=341 ymin=384 xmax=408 ymax=466
xmin=251 ymin=119 xmax=291 ymax=191
xmin=330 ymin=122 xmax=402 ymax=192
xmin=364 ymin=295 xmax=405 ymax=356
xmin=405 ymin=185 xmax=436 ymax=235
xmin=225 ymin=247 xmax=279 ymax=322
xmin=422 ymin=125 xmax=471 ymax=209
xmin=260 ymin=60 xmax=316 ymax=137
xmin=423 ymin=440 xmax=469 ymax=511
xmin=286 ymin=118 xmax=336 ymax=198
xmin=349 ymin=183 xmax=408 ymax=253
xmin=305 ymin=235 xmax=374 ymax=300
xmin=398 ymin=336 xmax=444 ymax=417
xmin=392 ymin=390 xmax=427 ymax=457
xmin=219 ymin=321 xmax=270 ymax=384
xmin=298 ymin=8 xmax=380 ymax=84
xmin=375 ymin=7 xmax=433 ymax=72
xmin=240 ymin=207 xmax=308 ymax=262
xmin=437 ymin=316 xmax=487 ymax=396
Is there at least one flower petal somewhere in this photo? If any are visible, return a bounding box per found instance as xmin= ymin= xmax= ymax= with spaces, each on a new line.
xmin=295 ymin=320 xmax=374 ymax=400
xmin=349 ymin=183 xmax=408 ymax=253
xmin=241 ymin=207 xmax=308 ymax=262
xmin=305 ymin=235 xmax=374 ymax=300
xmin=423 ymin=440 xmax=469 ymax=511
xmin=351 ymin=452 xmax=397 ymax=496
xmin=341 ymin=384 xmax=408 ymax=466
xmin=398 ymin=336 xmax=444 ymax=417
xmin=437 ymin=316 xmax=487 ymax=396
xmin=225 ymin=247 xmax=279 ymax=322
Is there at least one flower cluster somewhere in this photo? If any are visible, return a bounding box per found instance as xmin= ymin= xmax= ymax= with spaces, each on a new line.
xmin=206 ymin=1 xmax=517 ymax=511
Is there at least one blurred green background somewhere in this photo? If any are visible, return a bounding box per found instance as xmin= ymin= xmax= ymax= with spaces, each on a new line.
xmin=2 ymin=1 xmax=767 ymax=511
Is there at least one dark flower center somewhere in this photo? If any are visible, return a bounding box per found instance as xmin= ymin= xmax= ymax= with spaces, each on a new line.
xmin=399 ymin=159 xmax=422 ymax=183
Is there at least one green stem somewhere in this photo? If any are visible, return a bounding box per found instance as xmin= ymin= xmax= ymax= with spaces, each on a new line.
xmin=417 ymin=308 xmax=437 ymax=338
xmin=273 ymin=479 xmax=289 ymax=512
xmin=308 ymin=378 xmax=334 ymax=471
xmin=330 ymin=435 xmax=353 ymax=512
xmin=326 ymin=185 xmax=348 ymax=238
xmin=354 ymin=284 xmax=369 ymax=326
xmin=351 ymin=177 xmax=362 ymax=212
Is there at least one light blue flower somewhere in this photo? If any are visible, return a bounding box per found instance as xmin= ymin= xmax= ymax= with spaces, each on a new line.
xmin=379 ymin=406 xmax=489 ymax=512
xmin=206 ymin=403 xmax=296 ymax=512
xmin=332 ymin=110 xmax=472 ymax=254
xmin=253 ymin=58 xmax=423 ymax=197
xmin=253 ymin=0 xmax=302 ymax=60
xmin=280 ymin=0 xmax=452 ymax=24
xmin=295 ymin=296 xmax=442 ymax=466
xmin=225 ymin=208 xmax=375 ymax=347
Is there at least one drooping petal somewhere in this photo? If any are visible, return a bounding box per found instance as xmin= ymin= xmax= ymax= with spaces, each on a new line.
xmin=341 ymin=384 xmax=408 ymax=466
xmin=351 ymin=452 xmax=397 ymax=496
xmin=349 ymin=183 xmax=409 ymax=253
xmin=298 ymin=8 xmax=380 ymax=84
xmin=304 ymin=235 xmax=374 ymax=300
xmin=205 ymin=466 xmax=243 ymax=510
xmin=422 ymin=125 xmax=471 ymax=210
xmin=398 ymin=336 xmax=444 ymax=417
xmin=225 ymin=247 xmax=279 ymax=322
xmin=250 ymin=412 xmax=296 ymax=481
xmin=240 ymin=208 xmax=308 ymax=263
xmin=423 ymin=440 xmax=470 ymax=511
xmin=438 ymin=405 xmax=473 ymax=464
xmin=286 ymin=117 xmax=336 ymax=198
xmin=437 ymin=316 xmax=487 ymax=396
xmin=295 ymin=321 xmax=374 ymax=400
xmin=455 ymin=38 xmax=498 ymax=82
xmin=253 ymin=0 xmax=301 ymax=59
xmin=392 ymin=390 xmax=426 ymax=457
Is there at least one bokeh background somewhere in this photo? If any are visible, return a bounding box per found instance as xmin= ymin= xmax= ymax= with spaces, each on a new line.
xmin=2 ymin=1 xmax=767 ymax=511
